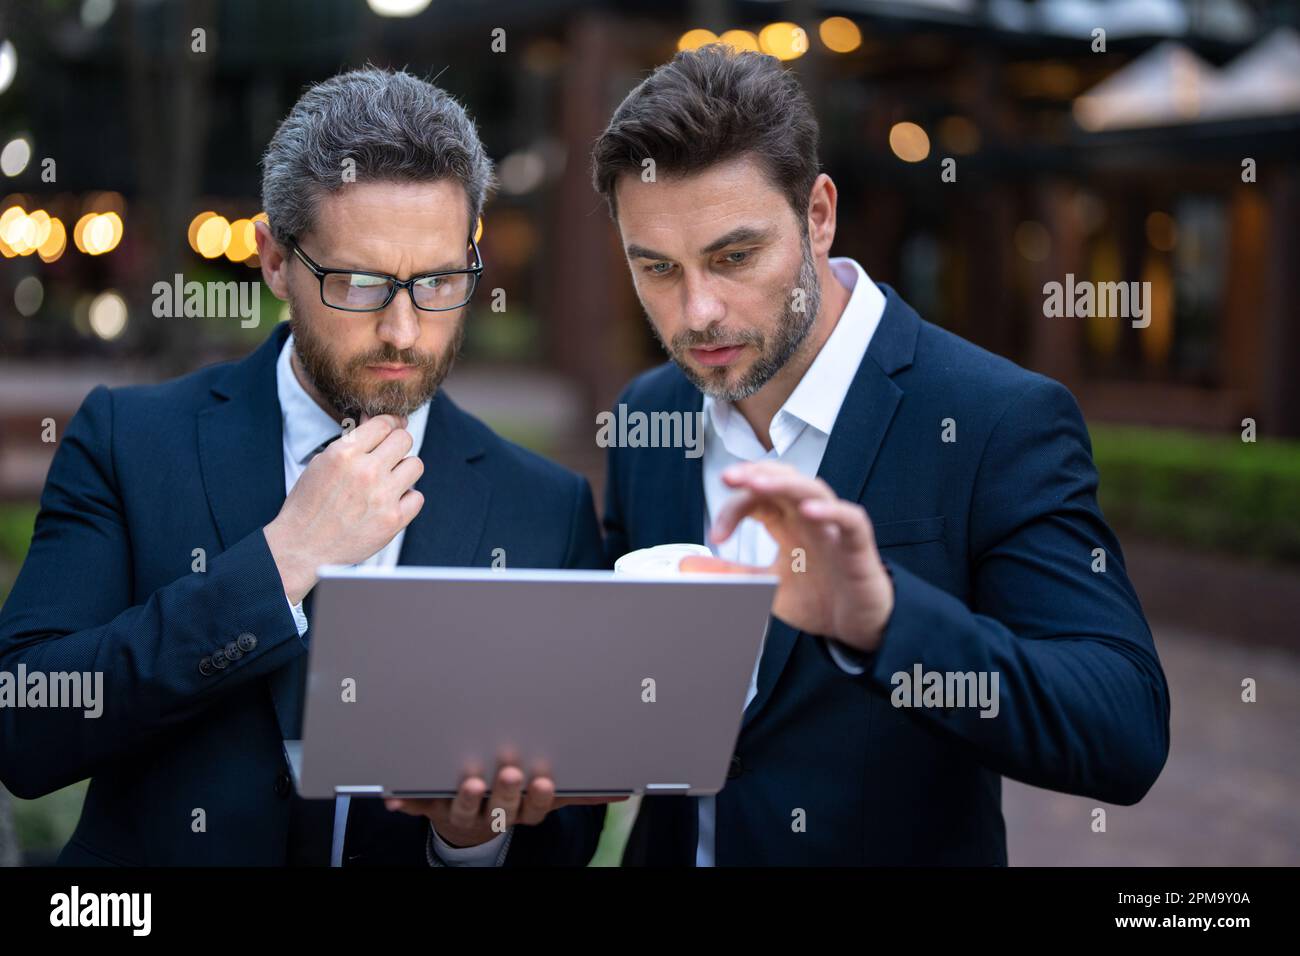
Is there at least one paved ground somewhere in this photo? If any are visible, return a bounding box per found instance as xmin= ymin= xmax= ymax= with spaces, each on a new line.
xmin=1004 ymin=623 xmax=1300 ymax=866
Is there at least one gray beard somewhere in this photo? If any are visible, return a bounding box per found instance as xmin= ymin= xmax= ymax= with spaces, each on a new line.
xmin=656 ymin=239 xmax=821 ymax=403
xmin=287 ymin=293 xmax=464 ymax=422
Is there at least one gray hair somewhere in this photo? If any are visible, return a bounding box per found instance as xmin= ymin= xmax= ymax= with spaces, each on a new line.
xmin=260 ymin=66 xmax=495 ymax=245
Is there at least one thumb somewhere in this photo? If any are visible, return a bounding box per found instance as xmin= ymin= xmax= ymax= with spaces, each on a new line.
xmin=679 ymin=555 xmax=760 ymax=575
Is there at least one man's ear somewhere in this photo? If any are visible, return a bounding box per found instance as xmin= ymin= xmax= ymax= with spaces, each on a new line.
xmin=254 ymin=220 xmax=291 ymax=300
xmin=806 ymin=173 xmax=837 ymax=259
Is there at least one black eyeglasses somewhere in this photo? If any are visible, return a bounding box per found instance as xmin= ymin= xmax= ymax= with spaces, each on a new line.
xmin=288 ymin=235 xmax=484 ymax=313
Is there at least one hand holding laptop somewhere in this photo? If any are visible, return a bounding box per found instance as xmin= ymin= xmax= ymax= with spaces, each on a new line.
xmin=384 ymin=765 xmax=625 ymax=848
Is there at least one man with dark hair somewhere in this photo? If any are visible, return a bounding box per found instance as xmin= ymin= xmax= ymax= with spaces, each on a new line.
xmin=595 ymin=46 xmax=1170 ymax=865
xmin=0 ymin=67 xmax=608 ymax=866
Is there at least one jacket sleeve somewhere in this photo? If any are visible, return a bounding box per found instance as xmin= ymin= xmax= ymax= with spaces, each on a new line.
xmin=0 ymin=385 xmax=305 ymax=799
xmin=502 ymin=473 xmax=609 ymax=866
xmin=832 ymin=378 xmax=1171 ymax=806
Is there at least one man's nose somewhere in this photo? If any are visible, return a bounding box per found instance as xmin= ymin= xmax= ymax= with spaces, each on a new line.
xmin=681 ymin=271 xmax=725 ymax=332
xmin=375 ymin=288 xmax=422 ymax=352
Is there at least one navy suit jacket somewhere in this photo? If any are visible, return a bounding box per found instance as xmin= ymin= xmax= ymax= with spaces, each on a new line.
xmin=605 ymin=284 xmax=1171 ymax=866
xmin=0 ymin=321 xmax=606 ymax=866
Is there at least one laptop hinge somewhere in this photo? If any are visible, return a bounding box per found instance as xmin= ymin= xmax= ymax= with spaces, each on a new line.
xmin=335 ymin=785 xmax=385 ymax=795
xmin=645 ymin=783 xmax=691 ymax=792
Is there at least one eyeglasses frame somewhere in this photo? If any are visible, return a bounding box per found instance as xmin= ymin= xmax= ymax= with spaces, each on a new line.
xmin=286 ymin=233 xmax=484 ymax=313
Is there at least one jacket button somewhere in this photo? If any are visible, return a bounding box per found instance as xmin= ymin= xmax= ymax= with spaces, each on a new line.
xmin=211 ymin=650 xmax=229 ymax=669
xmin=198 ymin=657 xmax=214 ymax=677
xmin=274 ymin=771 xmax=291 ymax=798
xmin=237 ymin=632 xmax=257 ymax=653
xmin=224 ymin=641 xmax=243 ymax=661
xmin=727 ymin=754 xmax=743 ymax=780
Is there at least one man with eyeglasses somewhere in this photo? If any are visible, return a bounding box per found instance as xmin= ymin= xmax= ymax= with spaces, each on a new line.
xmin=0 ymin=67 xmax=611 ymax=866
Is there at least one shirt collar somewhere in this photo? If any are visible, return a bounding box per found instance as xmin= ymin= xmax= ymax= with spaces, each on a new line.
xmin=276 ymin=331 xmax=432 ymax=465
xmin=702 ymin=256 xmax=886 ymax=452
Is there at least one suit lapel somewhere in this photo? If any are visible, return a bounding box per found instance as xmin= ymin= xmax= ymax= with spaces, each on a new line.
xmin=197 ymin=323 xmax=297 ymax=737
xmin=670 ymin=386 xmax=707 ymax=547
xmin=197 ymin=322 xmax=291 ymax=557
xmin=740 ymin=284 xmax=919 ymax=730
xmin=395 ymin=390 xmax=490 ymax=568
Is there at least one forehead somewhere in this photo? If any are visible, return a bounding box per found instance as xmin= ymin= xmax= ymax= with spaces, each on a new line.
xmin=613 ymin=154 xmax=794 ymax=251
xmin=307 ymin=179 xmax=470 ymax=260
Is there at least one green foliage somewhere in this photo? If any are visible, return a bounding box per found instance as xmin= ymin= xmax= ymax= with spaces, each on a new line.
xmin=1090 ymin=425 xmax=1300 ymax=563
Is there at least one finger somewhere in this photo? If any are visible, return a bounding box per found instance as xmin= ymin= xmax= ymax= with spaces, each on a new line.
xmin=727 ymin=468 xmax=834 ymax=507
xmin=385 ymin=797 xmax=440 ymax=817
xmin=397 ymin=487 xmax=425 ymax=524
xmin=710 ymin=491 xmax=784 ymax=544
xmin=489 ymin=766 xmax=525 ymax=827
xmin=678 ymin=555 xmax=759 ymax=575
xmin=800 ymin=498 xmax=877 ymax=553
xmin=339 ymin=414 xmax=402 ymax=453
xmin=720 ymin=460 xmax=802 ymax=487
xmin=516 ymin=776 xmax=556 ymax=826
xmin=359 ymin=412 xmax=408 ymax=429
xmin=369 ymin=423 xmax=415 ymax=470
xmin=388 ymin=452 xmax=425 ymax=490
xmin=448 ymin=775 xmax=487 ymax=831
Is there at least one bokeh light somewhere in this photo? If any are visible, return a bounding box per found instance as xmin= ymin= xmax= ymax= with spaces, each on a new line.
xmin=818 ymin=17 xmax=862 ymax=54
xmin=759 ymin=23 xmax=809 ymax=61
xmin=677 ymin=29 xmax=718 ymax=53
xmin=88 ymin=290 xmax=128 ymax=340
xmin=889 ymin=122 xmax=931 ymax=163
xmin=14 ymin=276 xmax=43 ymax=315
xmin=365 ymin=0 xmax=433 ymax=16
xmin=0 ymin=40 xmax=16 ymax=96
xmin=1 ymin=137 xmax=31 ymax=177
xmin=196 ymin=214 xmax=232 ymax=258
xmin=225 ymin=218 xmax=256 ymax=262
xmin=717 ymin=30 xmax=760 ymax=53
xmin=38 ymin=215 xmax=66 ymax=262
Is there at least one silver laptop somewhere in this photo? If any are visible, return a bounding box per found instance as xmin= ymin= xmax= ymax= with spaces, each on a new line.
xmin=288 ymin=565 xmax=777 ymax=798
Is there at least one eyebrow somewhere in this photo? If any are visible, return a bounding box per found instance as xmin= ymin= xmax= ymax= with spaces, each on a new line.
xmin=296 ymin=239 xmax=471 ymax=276
xmin=625 ymin=225 xmax=774 ymax=262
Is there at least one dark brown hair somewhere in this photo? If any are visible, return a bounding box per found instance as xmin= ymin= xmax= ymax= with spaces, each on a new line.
xmin=591 ymin=44 xmax=821 ymax=225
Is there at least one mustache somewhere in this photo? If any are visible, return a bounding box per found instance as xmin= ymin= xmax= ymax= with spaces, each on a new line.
xmin=347 ymin=350 xmax=437 ymax=369
xmin=672 ymin=326 xmax=765 ymax=351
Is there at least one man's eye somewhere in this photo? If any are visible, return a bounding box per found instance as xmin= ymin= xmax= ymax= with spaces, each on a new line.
xmin=722 ymin=250 xmax=751 ymax=265
xmin=415 ymin=275 xmax=445 ymax=289
xmin=348 ymin=274 xmax=389 ymax=288
xmin=645 ymin=262 xmax=674 ymax=277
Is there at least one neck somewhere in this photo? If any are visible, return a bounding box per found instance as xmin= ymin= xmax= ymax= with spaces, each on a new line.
xmin=734 ymin=257 xmax=851 ymax=450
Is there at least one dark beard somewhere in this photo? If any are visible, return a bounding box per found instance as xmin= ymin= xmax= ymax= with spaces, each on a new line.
xmin=287 ymin=295 xmax=465 ymax=422
xmin=656 ymin=236 xmax=821 ymax=403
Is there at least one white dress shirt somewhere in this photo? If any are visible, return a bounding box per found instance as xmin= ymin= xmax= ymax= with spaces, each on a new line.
xmin=695 ymin=257 xmax=886 ymax=866
xmin=275 ymin=331 xmax=507 ymax=866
